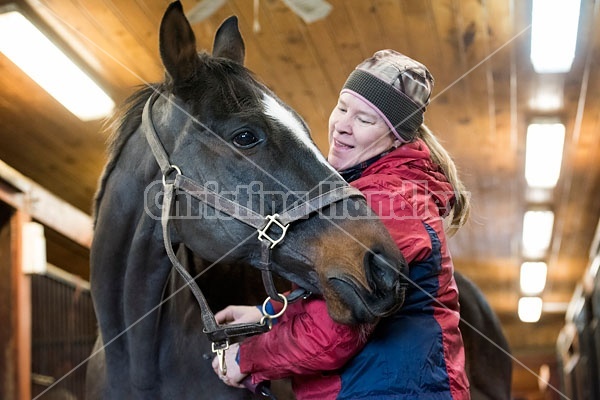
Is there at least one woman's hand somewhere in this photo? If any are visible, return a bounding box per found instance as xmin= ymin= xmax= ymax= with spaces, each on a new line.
xmin=211 ymin=306 xmax=262 ymax=388
xmin=211 ymin=342 xmax=247 ymax=388
xmin=215 ymin=305 xmax=263 ymax=325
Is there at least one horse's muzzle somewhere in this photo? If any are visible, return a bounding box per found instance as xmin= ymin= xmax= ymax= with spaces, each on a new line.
xmin=327 ymin=250 xmax=407 ymax=324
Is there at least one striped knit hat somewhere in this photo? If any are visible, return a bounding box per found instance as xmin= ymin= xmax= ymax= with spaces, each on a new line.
xmin=341 ymin=50 xmax=434 ymax=142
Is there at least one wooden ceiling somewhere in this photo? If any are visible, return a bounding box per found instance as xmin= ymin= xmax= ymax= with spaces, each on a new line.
xmin=1 ymin=0 xmax=599 ymax=398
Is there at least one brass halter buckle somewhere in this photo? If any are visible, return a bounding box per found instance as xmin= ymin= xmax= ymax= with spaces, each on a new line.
xmin=257 ymin=214 xmax=289 ymax=249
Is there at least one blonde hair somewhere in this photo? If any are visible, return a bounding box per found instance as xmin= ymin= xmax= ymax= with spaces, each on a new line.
xmin=415 ymin=125 xmax=470 ymax=236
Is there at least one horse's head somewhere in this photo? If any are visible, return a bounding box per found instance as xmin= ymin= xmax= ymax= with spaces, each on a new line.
xmin=145 ymin=1 xmax=408 ymax=325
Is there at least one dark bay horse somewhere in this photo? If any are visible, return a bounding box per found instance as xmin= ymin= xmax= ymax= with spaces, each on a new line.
xmin=87 ymin=1 xmax=408 ymax=398
xmin=455 ymin=271 xmax=513 ymax=400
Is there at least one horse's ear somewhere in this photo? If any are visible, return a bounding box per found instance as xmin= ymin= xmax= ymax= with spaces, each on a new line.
xmin=212 ymin=16 xmax=245 ymax=65
xmin=159 ymin=1 xmax=198 ymax=82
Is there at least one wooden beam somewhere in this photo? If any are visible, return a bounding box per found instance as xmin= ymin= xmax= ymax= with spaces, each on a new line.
xmin=0 ymin=206 xmax=31 ymax=400
xmin=13 ymin=210 xmax=31 ymax=400
xmin=0 ymin=159 xmax=93 ymax=249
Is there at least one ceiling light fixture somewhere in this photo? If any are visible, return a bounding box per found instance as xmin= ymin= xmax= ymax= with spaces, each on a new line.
xmin=522 ymin=210 xmax=554 ymax=259
xmin=520 ymin=261 xmax=548 ymax=295
xmin=518 ymin=296 xmax=543 ymax=323
xmin=530 ymin=0 xmax=582 ymax=73
xmin=525 ymin=122 xmax=565 ymax=189
xmin=186 ymin=0 xmax=332 ymax=25
xmin=0 ymin=9 xmax=114 ymax=121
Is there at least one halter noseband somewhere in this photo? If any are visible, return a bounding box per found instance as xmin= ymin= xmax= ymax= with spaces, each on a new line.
xmin=142 ymin=91 xmax=365 ymax=371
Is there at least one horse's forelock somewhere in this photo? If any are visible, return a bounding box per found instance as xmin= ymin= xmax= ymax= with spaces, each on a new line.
xmin=189 ymin=55 xmax=264 ymax=114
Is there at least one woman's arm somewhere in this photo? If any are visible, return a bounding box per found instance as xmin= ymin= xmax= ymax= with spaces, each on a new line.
xmin=238 ymin=298 xmax=371 ymax=381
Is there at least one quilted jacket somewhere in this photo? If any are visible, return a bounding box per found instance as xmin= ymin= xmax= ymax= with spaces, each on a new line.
xmin=239 ymin=139 xmax=470 ymax=399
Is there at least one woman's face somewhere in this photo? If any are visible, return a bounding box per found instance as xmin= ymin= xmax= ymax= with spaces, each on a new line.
xmin=327 ymin=92 xmax=397 ymax=171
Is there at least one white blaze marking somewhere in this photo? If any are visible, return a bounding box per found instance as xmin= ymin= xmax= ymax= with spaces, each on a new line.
xmin=261 ymin=93 xmax=333 ymax=170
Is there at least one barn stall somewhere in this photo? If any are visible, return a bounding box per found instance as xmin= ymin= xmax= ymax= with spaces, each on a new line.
xmin=0 ymin=161 xmax=95 ymax=400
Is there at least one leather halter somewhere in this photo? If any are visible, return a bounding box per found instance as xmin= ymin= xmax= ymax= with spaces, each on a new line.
xmin=141 ymin=91 xmax=365 ymax=355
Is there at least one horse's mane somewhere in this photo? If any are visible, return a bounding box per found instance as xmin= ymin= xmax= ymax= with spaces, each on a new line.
xmin=92 ymin=83 xmax=165 ymax=225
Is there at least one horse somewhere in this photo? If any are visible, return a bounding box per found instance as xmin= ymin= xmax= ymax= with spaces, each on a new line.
xmin=87 ymin=1 xmax=408 ymax=398
xmin=455 ymin=271 xmax=513 ymax=400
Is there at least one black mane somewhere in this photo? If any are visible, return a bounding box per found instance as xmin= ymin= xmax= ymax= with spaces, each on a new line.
xmin=92 ymin=83 xmax=164 ymax=225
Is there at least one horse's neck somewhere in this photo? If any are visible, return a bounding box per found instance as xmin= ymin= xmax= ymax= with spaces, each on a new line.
xmin=91 ymin=130 xmax=176 ymax=393
xmin=92 ymin=127 xmax=161 ymax=317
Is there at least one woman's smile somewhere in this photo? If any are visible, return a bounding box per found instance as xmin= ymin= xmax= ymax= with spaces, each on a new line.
xmin=333 ymin=138 xmax=354 ymax=150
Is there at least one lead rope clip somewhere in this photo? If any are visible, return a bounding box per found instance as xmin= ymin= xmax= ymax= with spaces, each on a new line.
xmin=212 ymin=341 xmax=230 ymax=375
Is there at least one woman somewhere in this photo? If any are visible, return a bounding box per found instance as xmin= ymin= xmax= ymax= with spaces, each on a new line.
xmin=213 ymin=50 xmax=471 ymax=399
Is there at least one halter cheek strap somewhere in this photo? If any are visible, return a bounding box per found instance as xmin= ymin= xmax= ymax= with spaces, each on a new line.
xmin=142 ymin=91 xmax=365 ymax=368
xmin=143 ymin=92 xmax=274 ymax=341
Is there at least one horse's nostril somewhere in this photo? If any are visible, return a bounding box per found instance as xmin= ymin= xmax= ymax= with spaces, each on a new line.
xmin=365 ymin=251 xmax=401 ymax=293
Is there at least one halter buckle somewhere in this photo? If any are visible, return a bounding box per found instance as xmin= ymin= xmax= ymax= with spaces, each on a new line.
xmin=257 ymin=214 xmax=289 ymax=249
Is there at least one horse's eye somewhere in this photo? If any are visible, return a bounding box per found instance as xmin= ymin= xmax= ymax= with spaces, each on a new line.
xmin=232 ymin=130 xmax=260 ymax=148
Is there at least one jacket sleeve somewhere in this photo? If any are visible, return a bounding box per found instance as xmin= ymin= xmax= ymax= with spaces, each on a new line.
xmin=357 ymin=181 xmax=432 ymax=264
xmin=238 ymin=298 xmax=370 ymax=381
